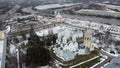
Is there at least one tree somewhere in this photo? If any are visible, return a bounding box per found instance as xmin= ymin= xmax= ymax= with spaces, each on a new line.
xmin=46 ymin=36 xmax=52 ymax=46
xmin=26 ymin=46 xmax=51 ymax=67
xmin=28 ymin=24 xmax=40 ymax=46
xmin=52 ymin=34 xmax=57 ymax=44
xmin=13 ymin=37 xmax=19 ymax=44
xmin=17 ymin=18 xmax=21 ymax=22
xmin=21 ymin=33 xmax=26 ymax=40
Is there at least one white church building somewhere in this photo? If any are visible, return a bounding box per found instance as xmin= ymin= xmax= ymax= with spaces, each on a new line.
xmin=53 ymin=28 xmax=92 ymax=61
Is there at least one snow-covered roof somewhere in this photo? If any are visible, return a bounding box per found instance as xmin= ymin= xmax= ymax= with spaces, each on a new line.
xmin=36 ymin=26 xmax=62 ymax=36
xmin=72 ymin=30 xmax=83 ymax=37
xmin=63 ymin=42 xmax=78 ymax=51
xmin=62 ymin=50 xmax=75 ymax=61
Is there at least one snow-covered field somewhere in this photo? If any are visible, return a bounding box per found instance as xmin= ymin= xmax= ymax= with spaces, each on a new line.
xmin=35 ymin=3 xmax=76 ymax=10
xmin=98 ymin=3 xmax=120 ymax=11
xmin=75 ymin=9 xmax=120 ymax=18
xmin=22 ymin=7 xmax=36 ymax=13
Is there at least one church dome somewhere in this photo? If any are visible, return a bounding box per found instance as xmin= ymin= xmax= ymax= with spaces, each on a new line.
xmin=55 ymin=12 xmax=63 ymax=23
xmin=55 ymin=12 xmax=62 ymax=18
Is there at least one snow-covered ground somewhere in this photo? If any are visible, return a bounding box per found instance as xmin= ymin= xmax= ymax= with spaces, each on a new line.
xmin=22 ymin=7 xmax=36 ymax=14
xmin=75 ymin=9 xmax=120 ymax=18
xmin=35 ymin=3 xmax=77 ymax=10
xmin=98 ymin=3 xmax=120 ymax=11
xmin=101 ymin=49 xmax=118 ymax=57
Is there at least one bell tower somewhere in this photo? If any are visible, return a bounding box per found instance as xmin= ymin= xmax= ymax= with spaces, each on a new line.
xmin=84 ymin=25 xmax=94 ymax=51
